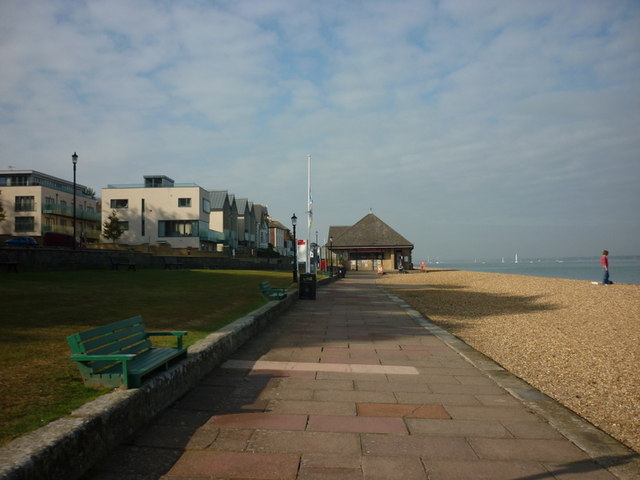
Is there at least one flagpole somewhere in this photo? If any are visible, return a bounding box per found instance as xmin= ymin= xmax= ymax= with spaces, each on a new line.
xmin=307 ymin=153 xmax=312 ymax=272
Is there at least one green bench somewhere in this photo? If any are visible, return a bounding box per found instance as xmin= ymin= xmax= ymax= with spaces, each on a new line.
xmin=259 ymin=281 xmax=288 ymax=300
xmin=66 ymin=315 xmax=187 ymax=389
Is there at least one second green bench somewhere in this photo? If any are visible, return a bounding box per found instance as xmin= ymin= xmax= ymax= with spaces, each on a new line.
xmin=259 ymin=281 xmax=289 ymax=300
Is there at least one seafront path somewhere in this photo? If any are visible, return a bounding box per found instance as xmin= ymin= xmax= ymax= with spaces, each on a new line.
xmin=83 ymin=272 xmax=637 ymax=480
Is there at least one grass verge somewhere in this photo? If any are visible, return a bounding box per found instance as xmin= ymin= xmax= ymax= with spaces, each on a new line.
xmin=0 ymin=268 xmax=292 ymax=446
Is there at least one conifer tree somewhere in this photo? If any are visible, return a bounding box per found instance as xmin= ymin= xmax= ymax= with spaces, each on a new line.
xmin=103 ymin=210 xmax=124 ymax=244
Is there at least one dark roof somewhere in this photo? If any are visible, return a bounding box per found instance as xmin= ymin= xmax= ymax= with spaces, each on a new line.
xmin=328 ymin=213 xmax=413 ymax=248
xmin=209 ymin=191 xmax=229 ymax=209
xmin=236 ymin=198 xmax=248 ymax=214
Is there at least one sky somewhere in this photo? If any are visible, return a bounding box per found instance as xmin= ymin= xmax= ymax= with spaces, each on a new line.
xmin=1 ymin=0 xmax=639 ymax=261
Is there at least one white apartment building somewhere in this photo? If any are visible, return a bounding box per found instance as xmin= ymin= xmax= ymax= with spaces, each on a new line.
xmin=0 ymin=170 xmax=101 ymax=242
xmin=101 ymin=175 xmax=223 ymax=250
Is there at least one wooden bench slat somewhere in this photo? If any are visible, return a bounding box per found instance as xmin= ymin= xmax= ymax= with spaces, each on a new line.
xmin=129 ymin=348 xmax=184 ymax=374
xmin=73 ymin=316 xmax=145 ymax=341
xmin=87 ymin=339 xmax=152 ymax=370
xmin=79 ymin=326 xmax=147 ymax=353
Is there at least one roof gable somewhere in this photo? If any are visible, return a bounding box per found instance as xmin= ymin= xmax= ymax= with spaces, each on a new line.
xmin=209 ymin=191 xmax=229 ymax=209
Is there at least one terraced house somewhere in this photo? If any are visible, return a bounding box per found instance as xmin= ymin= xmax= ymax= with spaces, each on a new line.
xmin=0 ymin=170 xmax=101 ymax=243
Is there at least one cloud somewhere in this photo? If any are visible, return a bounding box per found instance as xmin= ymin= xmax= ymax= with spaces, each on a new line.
xmin=1 ymin=0 xmax=639 ymax=258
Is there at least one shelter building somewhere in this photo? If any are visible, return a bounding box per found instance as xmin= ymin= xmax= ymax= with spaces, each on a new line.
xmin=327 ymin=213 xmax=413 ymax=271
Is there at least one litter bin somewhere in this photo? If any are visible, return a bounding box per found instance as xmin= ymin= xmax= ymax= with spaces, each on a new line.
xmin=299 ymin=273 xmax=317 ymax=300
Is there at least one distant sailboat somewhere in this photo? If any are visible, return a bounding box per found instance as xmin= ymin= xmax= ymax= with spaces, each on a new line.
xmin=515 ymin=253 xmax=518 ymax=264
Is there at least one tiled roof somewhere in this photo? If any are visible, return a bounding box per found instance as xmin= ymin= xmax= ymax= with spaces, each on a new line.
xmin=269 ymin=220 xmax=288 ymax=230
xmin=328 ymin=213 xmax=412 ymax=248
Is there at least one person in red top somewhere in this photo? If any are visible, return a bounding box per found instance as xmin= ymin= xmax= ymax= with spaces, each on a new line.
xmin=601 ymin=250 xmax=613 ymax=285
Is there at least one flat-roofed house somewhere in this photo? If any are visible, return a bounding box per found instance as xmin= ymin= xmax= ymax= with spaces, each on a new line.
xmin=0 ymin=169 xmax=101 ymax=243
xmin=101 ymin=175 xmax=221 ymax=250
xmin=328 ymin=212 xmax=413 ymax=271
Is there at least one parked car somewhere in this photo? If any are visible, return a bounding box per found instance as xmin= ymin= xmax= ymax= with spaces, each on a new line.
xmin=4 ymin=236 xmax=39 ymax=246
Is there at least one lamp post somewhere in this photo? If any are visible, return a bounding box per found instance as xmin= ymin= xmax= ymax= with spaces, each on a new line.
xmin=72 ymin=152 xmax=78 ymax=249
xmin=291 ymin=214 xmax=298 ymax=282
xmin=329 ymin=235 xmax=333 ymax=276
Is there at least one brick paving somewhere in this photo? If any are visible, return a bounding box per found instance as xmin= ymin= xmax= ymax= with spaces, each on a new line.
xmin=83 ymin=272 xmax=623 ymax=480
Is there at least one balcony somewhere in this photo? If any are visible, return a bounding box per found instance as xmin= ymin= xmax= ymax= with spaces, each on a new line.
xmin=41 ymin=225 xmax=101 ymax=240
xmin=199 ymin=229 xmax=226 ymax=243
xmin=42 ymin=204 xmax=101 ymax=222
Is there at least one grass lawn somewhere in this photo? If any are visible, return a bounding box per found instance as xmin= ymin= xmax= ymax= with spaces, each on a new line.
xmin=0 ymin=268 xmax=292 ymax=447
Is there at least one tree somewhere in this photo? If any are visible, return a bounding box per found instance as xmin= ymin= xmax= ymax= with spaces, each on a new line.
xmin=103 ymin=210 xmax=124 ymax=244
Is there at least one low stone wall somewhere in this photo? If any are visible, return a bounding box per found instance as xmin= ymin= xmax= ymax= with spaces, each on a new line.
xmin=0 ymin=285 xmax=315 ymax=480
xmin=0 ymin=247 xmax=288 ymax=272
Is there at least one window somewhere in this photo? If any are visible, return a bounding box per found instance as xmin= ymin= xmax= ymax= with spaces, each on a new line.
xmin=178 ymin=198 xmax=192 ymax=208
xmin=202 ymin=198 xmax=210 ymax=213
xmin=15 ymin=216 xmax=35 ymax=231
xmin=158 ymin=220 xmax=198 ymax=237
xmin=10 ymin=175 xmax=29 ymax=186
xmin=15 ymin=196 xmax=35 ymax=212
xmin=110 ymin=199 xmax=128 ymax=208
xmin=117 ymin=221 xmax=129 ymax=231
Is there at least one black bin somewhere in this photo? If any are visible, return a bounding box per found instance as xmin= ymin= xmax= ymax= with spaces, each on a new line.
xmin=299 ymin=273 xmax=317 ymax=300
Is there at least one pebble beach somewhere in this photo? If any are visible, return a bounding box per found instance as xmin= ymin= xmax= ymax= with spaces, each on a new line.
xmin=377 ymin=269 xmax=640 ymax=453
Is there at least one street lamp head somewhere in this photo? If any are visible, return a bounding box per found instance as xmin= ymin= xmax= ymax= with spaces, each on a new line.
xmin=72 ymin=152 xmax=78 ymax=164
xmin=291 ymin=213 xmax=297 ymax=226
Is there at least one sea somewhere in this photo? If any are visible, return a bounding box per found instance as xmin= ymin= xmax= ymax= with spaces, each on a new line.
xmin=428 ymin=256 xmax=640 ymax=285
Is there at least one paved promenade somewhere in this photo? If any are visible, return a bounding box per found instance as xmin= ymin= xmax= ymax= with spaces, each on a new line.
xmin=84 ymin=272 xmax=634 ymax=480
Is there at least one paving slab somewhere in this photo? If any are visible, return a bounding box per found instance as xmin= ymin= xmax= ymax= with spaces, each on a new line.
xmin=82 ymin=272 xmax=638 ymax=480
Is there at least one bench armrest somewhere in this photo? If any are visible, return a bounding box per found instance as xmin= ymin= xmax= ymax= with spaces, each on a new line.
xmin=147 ymin=331 xmax=188 ymax=348
xmin=70 ymin=354 xmax=136 ymax=387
